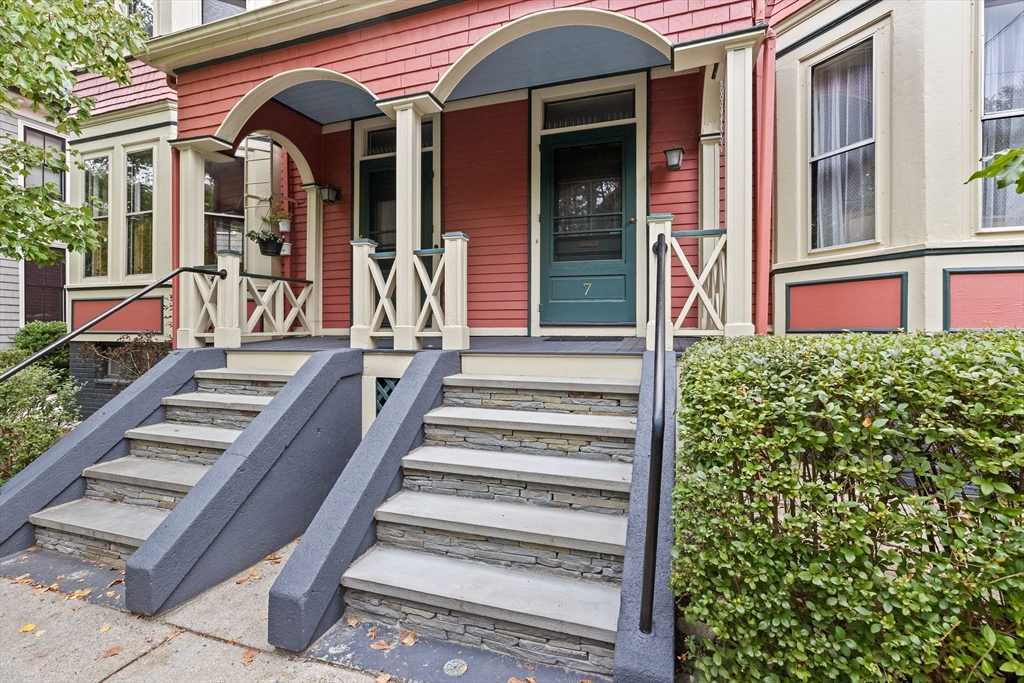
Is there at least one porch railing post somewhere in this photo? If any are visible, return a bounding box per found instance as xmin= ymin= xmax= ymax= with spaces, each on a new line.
xmin=723 ymin=42 xmax=756 ymax=337
xmin=350 ymin=239 xmax=376 ymax=349
xmin=646 ymin=215 xmax=674 ymax=350
xmin=441 ymin=232 xmax=470 ymax=350
xmin=213 ymin=250 xmax=242 ymax=348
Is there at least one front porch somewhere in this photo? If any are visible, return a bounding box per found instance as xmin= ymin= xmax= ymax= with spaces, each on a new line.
xmin=164 ymin=9 xmax=766 ymax=354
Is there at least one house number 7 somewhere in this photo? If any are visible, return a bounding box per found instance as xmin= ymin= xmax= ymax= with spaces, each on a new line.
xmin=584 ymin=283 xmax=592 ymax=296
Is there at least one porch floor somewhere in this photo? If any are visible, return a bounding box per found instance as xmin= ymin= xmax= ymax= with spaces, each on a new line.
xmin=233 ymin=335 xmax=698 ymax=355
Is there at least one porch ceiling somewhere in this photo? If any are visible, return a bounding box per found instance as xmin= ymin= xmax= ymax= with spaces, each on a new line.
xmin=448 ymin=25 xmax=670 ymax=102
xmin=272 ymin=80 xmax=379 ymax=125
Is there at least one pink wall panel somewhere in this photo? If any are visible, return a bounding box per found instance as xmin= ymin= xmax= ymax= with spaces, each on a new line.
xmin=787 ymin=275 xmax=905 ymax=332
xmin=72 ymin=297 xmax=164 ymax=332
xmin=442 ymin=100 xmax=529 ymax=329
xmin=948 ymin=271 xmax=1024 ymax=330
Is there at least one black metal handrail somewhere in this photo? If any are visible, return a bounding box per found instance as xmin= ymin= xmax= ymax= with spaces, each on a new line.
xmin=640 ymin=233 xmax=668 ymax=634
xmin=0 ymin=266 xmax=226 ymax=385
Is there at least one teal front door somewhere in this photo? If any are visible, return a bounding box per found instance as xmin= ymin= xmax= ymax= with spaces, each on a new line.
xmin=540 ymin=125 xmax=636 ymax=325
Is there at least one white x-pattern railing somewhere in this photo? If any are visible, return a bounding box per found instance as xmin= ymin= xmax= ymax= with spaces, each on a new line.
xmin=671 ymin=228 xmax=727 ymax=334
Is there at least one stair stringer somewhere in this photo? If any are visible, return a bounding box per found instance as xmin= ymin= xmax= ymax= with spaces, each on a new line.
xmin=0 ymin=349 xmax=226 ymax=557
xmin=125 ymin=348 xmax=363 ymax=615
xmin=268 ymin=350 xmax=462 ymax=652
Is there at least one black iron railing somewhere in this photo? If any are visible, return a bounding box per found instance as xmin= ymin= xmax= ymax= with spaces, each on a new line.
xmin=640 ymin=233 xmax=668 ymax=634
xmin=0 ymin=266 xmax=226 ymax=385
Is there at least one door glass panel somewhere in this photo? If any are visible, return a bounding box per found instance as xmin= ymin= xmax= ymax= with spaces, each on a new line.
xmin=367 ymin=167 xmax=397 ymax=251
xmin=553 ymin=142 xmax=623 ymax=262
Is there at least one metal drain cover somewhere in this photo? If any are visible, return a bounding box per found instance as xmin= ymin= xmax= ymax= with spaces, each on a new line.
xmin=443 ymin=658 xmax=468 ymax=677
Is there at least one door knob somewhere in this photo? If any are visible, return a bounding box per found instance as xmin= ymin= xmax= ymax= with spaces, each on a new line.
xmin=628 ymin=218 xmax=636 ymax=224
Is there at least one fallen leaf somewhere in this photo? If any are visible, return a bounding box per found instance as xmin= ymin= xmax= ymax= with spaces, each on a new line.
xmin=34 ymin=630 xmax=45 ymax=637
xmin=525 ymin=663 xmax=534 ymax=670
xmin=49 ymin=583 xmax=59 ymax=592
xmin=19 ymin=623 xmax=36 ymax=633
xmin=102 ymin=646 xmax=121 ymax=658
xmin=145 ymin=637 xmax=153 ymax=643
xmin=107 ymin=578 xmax=124 ymax=589
xmin=345 ymin=616 xmax=360 ymax=628
xmin=100 ymin=625 xmax=111 ymax=633
xmin=509 ymin=678 xmax=526 ymax=683
xmin=26 ymin=546 xmax=37 ymax=552
xmin=68 ymin=588 xmax=92 ymax=600
xmin=527 ymin=678 xmax=536 ymax=683
xmin=581 ymin=680 xmax=594 ymax=683
xmin=264 ymin=552 xmax=283 ymax=566
xmin=367 ymin=626 xmax=378 ymax=640
xmin=399 ymin=630 xmax=418 ymax=646
xmin=12 ymin=574 xmax=33 ymax=585
xmin=72 ymin=606 xmax=81 ymax=612
xmin=376 ymin=675 xmax=392 ymax=683
xmin=106 ymin=592 xmax=115 ymax=598
xmin=235 ymin=577 xmax=249 ymax=585
xmin=33 ymin=586 xmax=48 ymax=596
xmin=0 ymin=612 xmax=4 ymax=617
xmin=370 ymin=640 xmax=391 ymax=650
xmin=165 ymin=628 xmax=185 ymax=642
xmin=248 ymin=568 xmax=262 ymax=581
xmin=55 ymin=575 xmax=65 ymax=580
xmin=227 ymin=638 xmax=234 ymax=645
xmin=76 ymin=579 xmax=85 ymax=584
xmin=242 ymin=649 xmax=259 ymax=667
xmin=863 ymin=415 xmax=873 ymax=427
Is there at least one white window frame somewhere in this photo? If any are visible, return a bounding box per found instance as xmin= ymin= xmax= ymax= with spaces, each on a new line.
xmin=124 ymin=145 xmax=156 ymax=278
xmin=976 ymin=0 xmax=1024 ymax=233
xmin=805 ymin=35 xmax=881 ymax=254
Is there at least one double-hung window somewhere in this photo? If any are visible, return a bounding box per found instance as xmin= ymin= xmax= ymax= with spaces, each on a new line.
xmin=24 ymin=127 xmax=66 ymax=200
xmin=84 ymin=157 xmax=109 ymax=277
xmin=126 ymin=149 xmax=154 ymax=275
xmin=982 ymin=0 xmax=1024 ymax=229
xmin=810 ymin=40 xmax=875 ymax=250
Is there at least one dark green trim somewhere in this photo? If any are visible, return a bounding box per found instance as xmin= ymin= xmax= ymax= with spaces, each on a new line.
xmin=175 ymin=0 xmax=465 ymax=75
xmin=776 ymin=0 xmax=882 ymax=58
xmin=942 ymin=266 xmax=1024 ymax=331
xmin=368 ymin=251 xmax=397 ymax=259
xmin=673 ymin=229 xmax=725 ymax=238
xmin=785 ymin=271 xmax=907 ymax=334
xmin=773 ymin=244 xmax=1024 ymax=275
xmin=71 ymin=121 xmax=176 ymax=146
xmin=413 ymin=247 xmax=445 ymax=256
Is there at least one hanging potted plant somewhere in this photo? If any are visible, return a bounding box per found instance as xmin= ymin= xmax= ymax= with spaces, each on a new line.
xmin=263 ymin=200 xmax=293 ymax=233
xmin=246 ymin=227 xmax=285 ymax=256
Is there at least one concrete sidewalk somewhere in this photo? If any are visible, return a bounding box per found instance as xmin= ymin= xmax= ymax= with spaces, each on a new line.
xmin=0 ymin=543 xmax=378 ymax=683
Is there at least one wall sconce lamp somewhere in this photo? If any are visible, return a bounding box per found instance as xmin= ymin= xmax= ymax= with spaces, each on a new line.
xmin=319 ymin=185 xmax=341 ymax=203
xmin=664 ymin=147 xmax=685 ymax=171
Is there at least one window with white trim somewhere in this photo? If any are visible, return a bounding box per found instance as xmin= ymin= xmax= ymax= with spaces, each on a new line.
xmin=23 ymin=127 xmax=66 ymax=201
xmin=810 ymin=40 xmax=875 ymax=250
xmin=126 ymin=149 xmax=154 ymax=275
xmin=982 ymin=0 xmax=1024 ymax=229
xmin=84 ymin=156 xmax=110 ymax=278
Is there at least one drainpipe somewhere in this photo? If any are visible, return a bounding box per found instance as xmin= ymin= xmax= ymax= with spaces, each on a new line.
xmin=754 ymin=0 xmax=775 ymax=334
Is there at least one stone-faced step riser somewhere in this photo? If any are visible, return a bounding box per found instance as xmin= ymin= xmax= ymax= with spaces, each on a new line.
xmin=195 ymin=378 xmax=285 ymax=396
xmin=375 ymin=521 xmax=623 ymax=583
xmin=402 ymin=471 xmax=629 ymax=515
xmin=85 ymin=478 xmax=186 ymax=511
xmin=35 ymin=528 xmax=136 ymax=568
xmin=343 ymin=590 xmax=615 ymax=676
xmin=165 ymin=405 xmax=260 ymax=430
xmin=129 ymin=439 xmax=226 ymax=466
xmin=444 ymin=388 xmax=638 ymax=416
xmin=423 ymin=425 xmax=634 ymax=463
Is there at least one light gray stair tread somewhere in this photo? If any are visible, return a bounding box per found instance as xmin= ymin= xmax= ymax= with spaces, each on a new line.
xmin=424 ymin=406 xmax=636 ymax=439
xmin=404 ymin=445 xmax=632 ymax=492
xmin=193 ymin=368 xmax=294 ymax=382
xmin=342 ymin=546 xmax=619 ymax=643
xmin=83 ymin=456 xmax=209 ymax=493
xmin=163 ymin=391 xmax=272 ymax=411
xmin=377 ymin=491 xmax=626 ymax=555
xmin=124 ymin=422 xmax=241 ymax=449
xmin=30 ymin=498 xmax=168 ymax=547
xmin=444 ymin=373 xmax=639 ymax=394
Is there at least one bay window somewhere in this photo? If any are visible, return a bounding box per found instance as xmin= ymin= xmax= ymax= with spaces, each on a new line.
xmin=84 ymin=157 xmax=109 ymax=278
xmin=126 ymin=149 xmax=154 ymax=275
xmin=982 ymin=0 xmax=1024 ymax=229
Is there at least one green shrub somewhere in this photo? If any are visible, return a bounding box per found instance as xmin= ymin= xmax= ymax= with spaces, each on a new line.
xmin=11 ymin=321 xmax=69 ymax=371
xmin=672 ymin=332 xmax=1024 ymax=682
xmin=0 ymin=347 xmax=80 ymax=485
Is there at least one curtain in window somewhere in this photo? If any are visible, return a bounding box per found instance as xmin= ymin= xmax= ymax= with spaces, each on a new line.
xmin=982 ymin=0 xmax=1024 ymax=229
xmin=811 ymin=41 xmax=875 ymax=249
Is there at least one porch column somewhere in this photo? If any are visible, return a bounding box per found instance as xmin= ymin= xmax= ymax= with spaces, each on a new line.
xmin=302 ymin=183 xmax=324 ymax=336
xmin=378 ymin=94 xmax=443 ymax=351
xmin=646 ymin=215 xmax=674 ymax=351
xmin=723 ymin=42 xmax=756 ymax=337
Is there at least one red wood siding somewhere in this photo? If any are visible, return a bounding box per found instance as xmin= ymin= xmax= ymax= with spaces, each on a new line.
xmin=948 ymin=271 xmax=1024 ymax=330
xmin=649 ymin=72 xmax=702 ymax=327
xmin=442 ymin=100 xmax=529 ymax=329
xmin=72 ymin=297 xmax=163 ymax=333
xmin=287 ymin=157 xmax=306 ymax=280
xmin=74 ymin=60 xmax=176 ymax=117
xmin=320 ymin=130 xmax=353 ymax=329
xmin=176 ymin=0 xmax=755 ymax=139
xmin=787 ymin=275 xmax=904 ymax=332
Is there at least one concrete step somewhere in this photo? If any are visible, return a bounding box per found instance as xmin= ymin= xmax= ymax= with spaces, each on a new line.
xmin=193 ymin=368 xmax=293 ymax=396
xmin=84 ymin=456 xmax=209 ymax=510
xmin=377 ymin=490 xmax=626 ymax=555
xmin=341 ymin=546 xmax=620 ymax=645
xmin=423 ymin=407 xmax=636 ymax=462
xmin=163 ymin=391 xmax=272 ymax=429
xmin=31 ymin=498 xmax=169 ymax=566
xmin=125 ymin=422 xmax=241 ymax=466
xmin=443 ymin=374 xmax=639 ymax=415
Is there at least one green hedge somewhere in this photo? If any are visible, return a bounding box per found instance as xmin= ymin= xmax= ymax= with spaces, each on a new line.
xmin=671 ymin=332 xmax=1024 ymax=682
xmin=11 ymin=321 xmax=69 ymax=372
